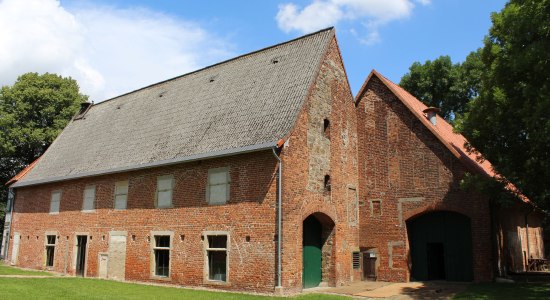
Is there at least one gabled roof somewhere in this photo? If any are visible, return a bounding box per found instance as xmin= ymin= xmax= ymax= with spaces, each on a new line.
xmin=356 ymin=70 xmax=531 ymax=205
xmin=13 ymin=28 xmax=335 ymax=187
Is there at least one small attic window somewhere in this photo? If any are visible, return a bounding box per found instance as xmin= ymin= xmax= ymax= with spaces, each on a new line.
xmin=323 ymin=118 xmax=330 ymax=139
xmin=74 ymin=102 xmax=92 ymax=120
xmin=270 ymin=57 xmax=280 ymax=64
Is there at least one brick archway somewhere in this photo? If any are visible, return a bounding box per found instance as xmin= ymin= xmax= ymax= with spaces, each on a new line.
xmin=302 ymin=212 xmax=336 ymax=288
xmin=406 ymin=210 xmax=473 ymax=281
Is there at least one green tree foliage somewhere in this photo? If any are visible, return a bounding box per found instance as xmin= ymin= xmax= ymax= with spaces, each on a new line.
xmin=399 ymin=50 xmax=483 ymax=121
xmin=0 ymin=72 xmax=88 ymax=213
xmin=460 ymin=0 xmax=550 ymax=208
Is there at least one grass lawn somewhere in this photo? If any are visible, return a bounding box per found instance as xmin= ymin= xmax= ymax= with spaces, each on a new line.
xmin=0 ymin=264 xmax=53 ymax=276
xmin=0 ymin=276 xmax=349 ymax=300
xmin=454 ymin=282 xmax=550 ymax=299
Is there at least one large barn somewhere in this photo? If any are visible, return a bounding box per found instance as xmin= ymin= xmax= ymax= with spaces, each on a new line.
xmin=1 ymin=28 xmax=544 ymax=294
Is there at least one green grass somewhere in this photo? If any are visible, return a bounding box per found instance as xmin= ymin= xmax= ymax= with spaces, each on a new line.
xmin=453 ymin=283 xmax=550 ymax=300
xmin=0 ymin=264 xmax=53 ymax=276
xmin=0 ymin=276 xmax=348 ymax=300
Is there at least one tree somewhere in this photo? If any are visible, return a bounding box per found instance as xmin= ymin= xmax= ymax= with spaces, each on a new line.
xmin=459 ymin=0 xmax=550 ymax=208
xmin=0 ymin=72 xmax=88 ymax=233
xmin=399 ymin=50 xmax=483 ymax=121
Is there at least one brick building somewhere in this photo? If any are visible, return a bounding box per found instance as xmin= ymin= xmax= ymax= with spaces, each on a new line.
xmin=354 ymin=70 xmax=545 ymax=282
xmin=1 ymin=28 xmax=544 ymax=294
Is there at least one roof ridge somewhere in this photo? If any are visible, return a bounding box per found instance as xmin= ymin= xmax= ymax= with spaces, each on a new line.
xmin=93 ymin=27 xmax=335 ymax=107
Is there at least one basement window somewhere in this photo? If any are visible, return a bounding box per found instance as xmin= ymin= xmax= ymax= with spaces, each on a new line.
xmin=114 ymin=180 xmax=129 ymax=210
xmin=153 ymin=235 xmax=171 ymax=277
xmin=207 ymin=168 xmax=230 ymax=205
xmin=45 ymin=235 xmax=56 ymax=267
xmin=205 ymin=234 xmax=228 ymax=282
xmin=352 ymin=251 xmax=361 ymax=269
xmin=50 ymin=190 xmax=61 ymax=214
xmin=82 ymin=185 xmax=96 ymax=212
xmin=156 ymin=175 xmax=174 ymax=208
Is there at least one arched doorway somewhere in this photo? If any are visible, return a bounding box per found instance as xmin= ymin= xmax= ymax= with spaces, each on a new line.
xmin=407 ymin=211 xmax=473 ymax=281
xmin=302 ymin=213 xmax=335 ymax=288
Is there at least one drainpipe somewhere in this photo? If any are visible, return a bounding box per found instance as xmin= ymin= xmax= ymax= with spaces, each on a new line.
xmin=272 ymin=147 xmax=283 ymax=288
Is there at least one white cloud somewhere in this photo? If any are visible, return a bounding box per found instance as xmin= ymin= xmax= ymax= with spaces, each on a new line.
xmin=276 ymin=0 xmax=431 ymax=44
xmin=0 ymin=0 xmax=233 ymax=102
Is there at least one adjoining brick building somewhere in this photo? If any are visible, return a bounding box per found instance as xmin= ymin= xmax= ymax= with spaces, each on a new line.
xmin=1 ymin=28 xmax=544 ymax=294
xmin=354 ymin=70 xmax=545 ymax=282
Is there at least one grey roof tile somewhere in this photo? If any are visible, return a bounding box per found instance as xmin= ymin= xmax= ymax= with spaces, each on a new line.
xmin=16 ymin=28 xmax=334 ymax=186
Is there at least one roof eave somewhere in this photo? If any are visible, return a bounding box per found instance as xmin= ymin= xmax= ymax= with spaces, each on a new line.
xmin=11 ymin=141 xmax=279 ymax=188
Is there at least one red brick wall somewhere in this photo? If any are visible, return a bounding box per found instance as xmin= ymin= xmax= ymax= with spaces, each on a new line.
xmin=8 ymin=36 xmax=360 ymax=294
xmin=355 ymin=75 xmax=493 ymax=282
xmin=10 ymin=151 xmax=280 ymax=292
xmin=278 ymin=36 xmax=359 ymax=293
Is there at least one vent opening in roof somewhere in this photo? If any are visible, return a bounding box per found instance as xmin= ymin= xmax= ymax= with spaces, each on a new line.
xmin=158 ymin=91 xmax=167 ymax=98
xmin=270 ymin=57 xmax=280 ymax=64
xmin=422 ymin=107 xmax=441 ymax=126
xmin=74 ymin=102 xmax=92 ymax=120
xmin=208 ymin=75 xmax=218 ymax=83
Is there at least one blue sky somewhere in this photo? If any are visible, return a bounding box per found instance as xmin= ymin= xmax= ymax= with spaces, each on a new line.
xmin=0 ymin=0 xmax=507 ymax=102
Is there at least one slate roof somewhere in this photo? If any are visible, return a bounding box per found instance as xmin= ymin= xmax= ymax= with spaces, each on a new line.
xmin=357 ymin=70 xmax=532 ymax=205
xmin=13 ymin=28 xmax=335 ymax=187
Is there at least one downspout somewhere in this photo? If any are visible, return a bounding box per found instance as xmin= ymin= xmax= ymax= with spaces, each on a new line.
xmin=272 ymin=147 xmax=282 ymax=288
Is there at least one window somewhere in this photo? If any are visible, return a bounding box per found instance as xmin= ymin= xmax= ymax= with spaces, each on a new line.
xmin=153 ymin=235 xmax=170 ymax=277
xmin=45 ymin=235 xmax=56 ymax=267
xmin=371 ymin=200 xmax=382 ymax=217
xmin=205 ymin=234 xmax=228 ymax=282
xmin=323 ymin=118 xmax=330 ymax=138
xmin=156 ymin=176 xmax=173 ymax=208
xmin=50 ymin=191 xmax=61 ymax=214
xmin=114 ymin=180 xmax=129 ymax=210
xmin=82 ymin=185 xmax=96 ymax=212
xmin=207 ymin=168 xmax=230 ymax=205
xmin=324 ymin=175 xmax=331 ymax=192
xmin=352 ymin=251 xmax=361 ymax=269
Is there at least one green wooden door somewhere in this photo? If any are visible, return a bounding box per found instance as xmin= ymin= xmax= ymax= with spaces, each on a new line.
xmin=303 ymin=216 xmax=322 ymax=288
xmin=407 ymin=211 xmax=473 ymax=281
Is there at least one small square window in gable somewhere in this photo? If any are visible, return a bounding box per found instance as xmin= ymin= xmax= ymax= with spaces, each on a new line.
xmin=207 ymin=168 xmax=230 ymax=205
xmin=370 ymin=199 xmax=382 ymax=217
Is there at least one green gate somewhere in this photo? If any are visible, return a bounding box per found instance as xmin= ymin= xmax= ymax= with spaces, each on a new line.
xmin=407 ymin=211 xmax=473 ymax=281
xmin=303 ymin=215 xmax=322 ymax=288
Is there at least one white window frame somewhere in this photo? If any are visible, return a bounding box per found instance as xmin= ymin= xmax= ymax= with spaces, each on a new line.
xmin=49 ymin=190 xmax=61 ymax=214
xmin=203 ymin=231 xmax=230 ymax=284
xmin=44 ymin=233 xmax=56 ymax=268
xmin=156 ymin=175 xmax=174 ymax=208
xmin=150 ymin=231 xmax=173 ymax=279
xmin=82 ymin=185 xmax=96 ymax=212
xmin=206 ymin=167 xmax=230 ymax=205
xmin=114 ymin=180 xmax=129 ymax=210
